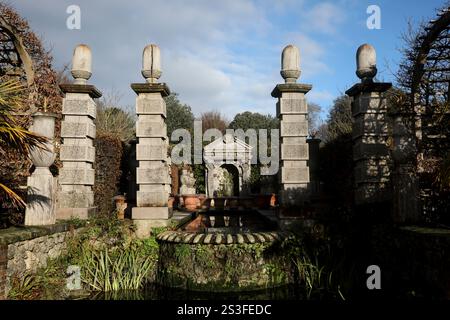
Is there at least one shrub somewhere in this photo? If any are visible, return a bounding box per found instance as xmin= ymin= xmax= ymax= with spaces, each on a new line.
xmin=94 ymin=133 xmax=123 ymax=216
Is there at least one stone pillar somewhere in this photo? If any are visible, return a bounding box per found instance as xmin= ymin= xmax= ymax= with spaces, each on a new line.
xmin=57 ymin=44 xmax=102 ymax=220
xmin=131 ymin=44 xmax=171 ymax=230
xmin=307 ymin=138 xmax=321 ymax=196
xmin=272 ymin=45 xmax=311 ymax=209
xmin=25 ymin=112 xmax=57 ymax=225
xmin=345 ymin=44 xmax=392 ymax=206
xmin=390 ymin=110 xmax=419 ymax=223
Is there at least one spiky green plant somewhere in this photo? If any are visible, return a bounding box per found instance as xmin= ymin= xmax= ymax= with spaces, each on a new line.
xmin=0 ymin=78 xmax=47 ymax=207
xmin=81 ymin=246 xmax=154 ymax=292
xmin=293 ymin=250 xmax=345 ymax=300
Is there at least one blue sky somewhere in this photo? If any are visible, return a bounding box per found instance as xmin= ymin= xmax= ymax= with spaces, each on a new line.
xmin=12 ymin=0 xmax=448 ymax=121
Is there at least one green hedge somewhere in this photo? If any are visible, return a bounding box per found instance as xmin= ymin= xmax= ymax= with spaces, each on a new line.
xmin=94 ymin=134 xmax=123 ymax=216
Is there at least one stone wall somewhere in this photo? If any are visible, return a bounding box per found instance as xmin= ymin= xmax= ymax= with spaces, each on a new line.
xmin=0 ymin=223 xmax=76 ymax=299
xmin=0 ymin=245 xmax=7 ymax=300
xmin=157 ymin=240 xmax=293 ymax=292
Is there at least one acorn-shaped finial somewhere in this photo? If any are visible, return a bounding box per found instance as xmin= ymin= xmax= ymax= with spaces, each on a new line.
xmin=356 ymin=44 xmax=377 ymax=82
xmin=142 ymin=44 xmax=161 ymax=83
xmin=71 ymin=44 xmax=92 ymax=84
xmin=281 ymin=45 xmax=300 ymax=83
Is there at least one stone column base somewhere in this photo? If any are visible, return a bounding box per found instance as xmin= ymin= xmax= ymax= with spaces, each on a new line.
xmin=131 ymin=207 xmax=172 ymax=220
xmin=56 ymin=207 xmax=96 ymax=220
xmin=133 ymin=219 xmax=171 ymax=239
xmin=25 ymin=169 xmax=56 ymax=226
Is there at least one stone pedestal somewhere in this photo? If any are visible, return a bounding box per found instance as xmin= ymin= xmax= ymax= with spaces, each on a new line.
xmin=346 ymin=44 xmax=392 ymax=207
xmin=346 ymin=82 xmax=392 ymax=205
xmin=131 ymin=83 xmax=172 ymax=223
xmin=272 ymin=83 xmax=311 ymax=207
xmin=57 ymin=45 xmax=101 ymax=220
xmin=25 ymin=112 xmax=57 ymax=226
xmin=57 ymin=84 xmax=101 ymax=219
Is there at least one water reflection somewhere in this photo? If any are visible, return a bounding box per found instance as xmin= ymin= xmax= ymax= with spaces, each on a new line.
xmin=90 ymin=284 xmax=303 ymax=300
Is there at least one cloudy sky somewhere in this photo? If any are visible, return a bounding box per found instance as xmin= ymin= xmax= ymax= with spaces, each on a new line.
xmin=11 ymin=0 xmax=447 ymax=120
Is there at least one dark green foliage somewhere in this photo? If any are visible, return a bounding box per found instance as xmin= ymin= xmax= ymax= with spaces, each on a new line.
xmin=96 ymin=105 xmax=135 ymax=142
xmin=318 ymin=95 xmax=352 ymax=143
xmin=165 ymin=93 xmax=195 ymax=140
xmin=228 ymin=111 xmax=279 ymax=133
xmin=228 ymin=112 xmax=279 ymax=193
xmin=192 ymin=164 xmax=205 ymax=194
xmin=94 ymin=134 xmax=123 ymax=216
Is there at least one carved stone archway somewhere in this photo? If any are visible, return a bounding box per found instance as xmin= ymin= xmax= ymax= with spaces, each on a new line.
xmin=204 ymin=135 xmax=252 ymax=197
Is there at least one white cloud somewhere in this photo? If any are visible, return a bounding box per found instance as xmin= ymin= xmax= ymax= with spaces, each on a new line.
xmin=283 ymin=33 xmax=330 ymax=78
xmin=302 ymin=2 xmax=346 ymax=34
xmin=308 ymin=89 xmax=335 ymax=104
xmin=12 ymin=0 xmax=342 ymax=119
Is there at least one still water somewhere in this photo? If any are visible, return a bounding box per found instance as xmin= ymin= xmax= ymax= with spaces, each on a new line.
xmin=89 ymin=284 xmax=303 ymax=300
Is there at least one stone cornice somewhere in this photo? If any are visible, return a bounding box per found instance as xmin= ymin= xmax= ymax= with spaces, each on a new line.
xmin=131 ymin=83 xmax=171 ymax=97
xmin=271 ymin=83 xmax=312 ymax=98
xmin=59 ymin=84 xmax=102 ymax=98
xmin=345 ymin=81 xmax=392 ymax=97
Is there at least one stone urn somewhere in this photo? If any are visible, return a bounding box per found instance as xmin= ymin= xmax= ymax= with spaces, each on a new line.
xmin=28 ymin=113 xmax=56 ymax=168
xmin=113 ymin=195 xmax=126 ymax=220
xmin=183 ymin=194 xmax=199 ymax=212
xmin=25 ymin=112 xmax=57 ymax=226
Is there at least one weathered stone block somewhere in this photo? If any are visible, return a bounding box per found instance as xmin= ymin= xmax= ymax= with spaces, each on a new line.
xmin=58 ymin=191 xmax=94 ymax=208
xmin=133 ymin=219 xmax=171 ymax=239
xmin=353 ymin=140 xmax=389 ymax=160
xmin=136 ymin=121 xmax=166 ymax=138
xmin=61 ymin=122 xmax=95 ymax=138
xmin=280 ymin=121 xmax=308 ymax=137
xmin=60 ymin=145 xmax=95 ymax=162
xmin=281 ymin=144 xmax=308 ymax=160
xmin=352 ymin=113 xmax=389 ymax=138
xmin=281 ymin=166 xmax=309 ymax=183
xmin=136 ymin=167 xmax=170 ymax=184
xmin=131 ymin=207 xmax=171 ymax=220
xmin=59 ymin=168 xmax=95 ymax=185
xmin=136 ymin=144 xmax=167 ymax=161
xmin=352 ymin=94 xmax=388 ymax=116
xmin=137 ymin=190 xmax=168 ymax=207
xmin=277 ymin=98 xmax=307 ymax=115
xmin=354 ymin=159 xmax=390 ymax=184
xmin=62 ymin=99 xmax=96 ymax=118
xmin=136 ymin=98 xmax=166 ymax=117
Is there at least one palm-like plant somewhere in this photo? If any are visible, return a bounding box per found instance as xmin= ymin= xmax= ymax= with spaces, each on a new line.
xmin=0 ymin=78 xmax=47 ymax=207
